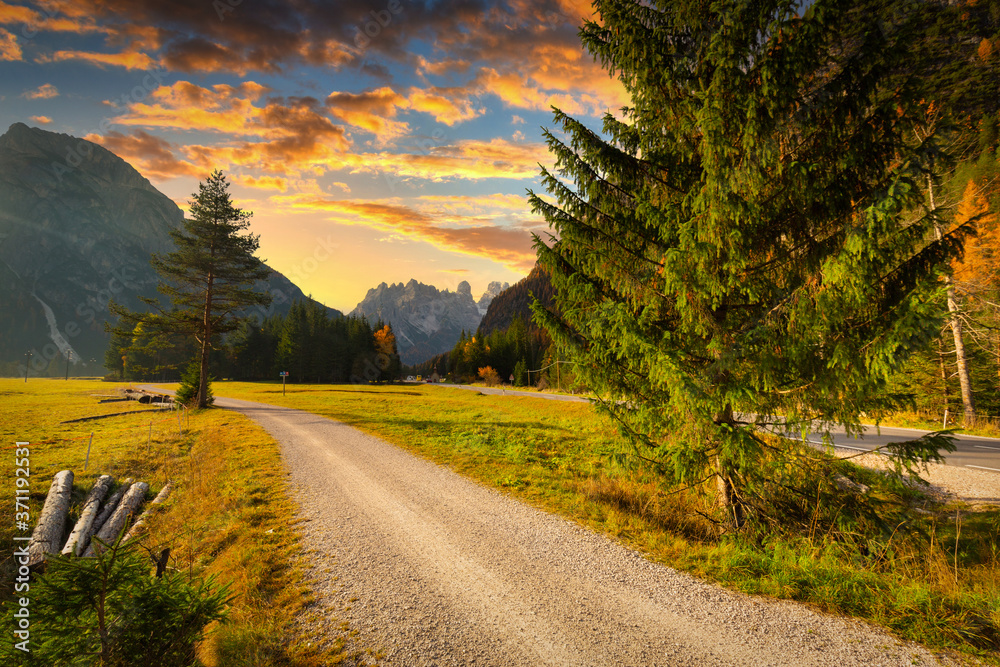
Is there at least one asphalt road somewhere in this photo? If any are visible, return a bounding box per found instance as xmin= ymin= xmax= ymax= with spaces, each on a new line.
xmin=790 ymin=423 xmax=1000 ymax=473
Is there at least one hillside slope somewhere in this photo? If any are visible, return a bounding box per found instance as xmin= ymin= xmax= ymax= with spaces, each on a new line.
xmin=0 ymin=122 xmax=336 ymax=376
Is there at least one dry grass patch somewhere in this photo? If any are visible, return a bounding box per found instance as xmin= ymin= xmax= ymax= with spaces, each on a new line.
xmin=0 ymin=379 xmax=369 ymax=666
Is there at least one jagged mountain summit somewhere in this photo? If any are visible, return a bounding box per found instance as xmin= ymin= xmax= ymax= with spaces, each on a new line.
xmin=0 ymin=122 xmax=336 ymax=376
xmin=350 ymin=279 xmax=507 ymax=365
xmin=477 ymin=280 xmax=510 ymax=315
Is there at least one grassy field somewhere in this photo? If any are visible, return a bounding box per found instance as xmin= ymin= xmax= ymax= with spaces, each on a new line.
xmin=3 ymin=378 xmax=998 ymax=664
xmin=211 ymin=380 xmax=1000 ymax=664
xmin=0 ymin=378 xmax=376 ymax=666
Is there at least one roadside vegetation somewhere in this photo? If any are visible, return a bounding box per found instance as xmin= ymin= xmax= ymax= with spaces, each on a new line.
xmin=217 ymin=381 xmax=1000 ymax=663
xmin=882 ymin=410 xmax=1000 ymax=439
xmin=0 ymin=378 xmax=370 ymax=666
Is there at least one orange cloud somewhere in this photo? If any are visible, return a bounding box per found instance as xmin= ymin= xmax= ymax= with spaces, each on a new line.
xmin=0 ymin=1 xmax=35 ymax=24
xmin=325 ymin=85 xmax=486 ymax=138
xmin=406 ymin=88 xmax=482 ymax=126
xmin=114 ymin=82 xmax=353 ymax=175
xmin=326 ymin=87 xmax=409 ymax=138
xmin=150 ymin=80 xmax=270 ymax=110
xmin=29 ymin=115 xmax=52 ymax=124
xmin=416 ymin=56 xmax=471 ymax=76
xmin=22 ymin=83 xmax=58 ymax=99
xmin=476 ymin=65 xmax=627 ymax=117
xmin=0 ymin=1 xmax=110 ymax=37
xmin=371 ymin=138 xmax=550 ymax=182
xmin=0 ymin=27 xmax=20 ymax=60
xmin=37 ymin=46 xmax=154 ymax=70
xmin=273 ymin=196 xmax=537 ymax=271
xmin=179 ymin=128 xmax=359 ymax=178
xmin=108 ymin=82 xmax=277 ymax=144
xmin=241 ymin=175 xmax=289 ymax=192
xmin=87 ymin=130 xmax=202 ymax=180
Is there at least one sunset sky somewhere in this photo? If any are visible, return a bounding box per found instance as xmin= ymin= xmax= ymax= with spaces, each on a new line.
xmin=0 ymin=0 xmax=628 ymax=312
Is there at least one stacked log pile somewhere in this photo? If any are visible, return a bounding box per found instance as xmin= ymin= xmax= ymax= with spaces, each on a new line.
xmin=27 ymin=471 xmax=171 ymax=567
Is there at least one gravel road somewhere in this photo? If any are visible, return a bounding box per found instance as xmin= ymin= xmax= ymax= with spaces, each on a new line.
xmin=205 ymin=395 xmax=971 ymax=667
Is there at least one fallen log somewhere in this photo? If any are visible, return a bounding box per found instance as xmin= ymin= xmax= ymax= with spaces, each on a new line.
xmin=90 ymin=478 xmax=133 ymax=538
xmin=123 ymin=481 xmax=172 ymax=543
xmin=27 ymin=470 xmax=74 ymax=567
xmin=61 ymin=475 xmax=114 ymax=556
xmin=85 ymin=482 xmax=149 ymax=557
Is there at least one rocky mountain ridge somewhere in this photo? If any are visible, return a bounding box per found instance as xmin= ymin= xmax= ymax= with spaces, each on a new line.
xmin=350 ymin=278 xmax=508 ymax=365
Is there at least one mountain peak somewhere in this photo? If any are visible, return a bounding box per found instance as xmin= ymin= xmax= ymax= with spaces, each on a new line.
xmin=350 ymin=279 xmax=492 ymax=364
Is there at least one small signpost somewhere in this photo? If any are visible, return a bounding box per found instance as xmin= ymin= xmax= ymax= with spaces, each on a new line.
xmin=280 ymin=371 xmax=289 ymax=395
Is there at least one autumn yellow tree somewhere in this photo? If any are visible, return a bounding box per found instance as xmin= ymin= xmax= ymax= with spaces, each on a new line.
xmin=478 ymin=366 xmax=500 ymax=387
xmin=373 ymin=322 xmax=401 ymax=383
xmin=954 ymin=179 xmax=1000 ymax=398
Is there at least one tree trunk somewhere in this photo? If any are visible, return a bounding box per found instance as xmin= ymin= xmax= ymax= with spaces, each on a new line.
xmin=199 ymin=270 xmax=213 ymax=408
xmin=89 ymin=478 xmax=133 ymax=542
xmin=937 ymin=336 xmax=950 ymax=416
xmin=713 ymin=404 xmax=745 ymax=532
xmin=945 ymin=289 xmax=976 ymax=423
xmin=28 ymin=470 xmax=74 ymax=566
xmin=61 ymin=474 xmax=114 ymax=556
xmin=85 ymin=482 xmax=149 ymax=557
xmin=929 ymin=176 xmax=975 ymax=423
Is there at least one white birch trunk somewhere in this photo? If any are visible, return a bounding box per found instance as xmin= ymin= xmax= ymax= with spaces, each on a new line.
xmin=929 ymin=175 xmax=976 ymax=422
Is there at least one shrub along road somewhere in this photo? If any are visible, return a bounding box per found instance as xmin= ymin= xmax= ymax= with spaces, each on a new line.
xmin=143 ymin=386 xmax=962 ymax=666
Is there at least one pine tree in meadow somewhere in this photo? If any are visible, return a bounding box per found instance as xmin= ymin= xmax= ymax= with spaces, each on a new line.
xmin=111 ymin=170 xmax=271 ymax=407
xmin=530 ymin=0 xmax=997 ymax=528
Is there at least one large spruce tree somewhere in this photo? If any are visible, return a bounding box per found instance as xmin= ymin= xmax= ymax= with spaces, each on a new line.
xmin=530 ymin=0 xmax=996 ymax=528
xmin=112 ymin=170 xmax=271 ymax=407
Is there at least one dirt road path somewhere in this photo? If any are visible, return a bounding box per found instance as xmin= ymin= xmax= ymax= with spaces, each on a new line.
xmin=210 ymin=395 xmax=954 ymax=666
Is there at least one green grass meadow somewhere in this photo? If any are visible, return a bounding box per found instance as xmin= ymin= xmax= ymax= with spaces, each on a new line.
xmin=0 ymin=378 xmax=374 ymax=666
